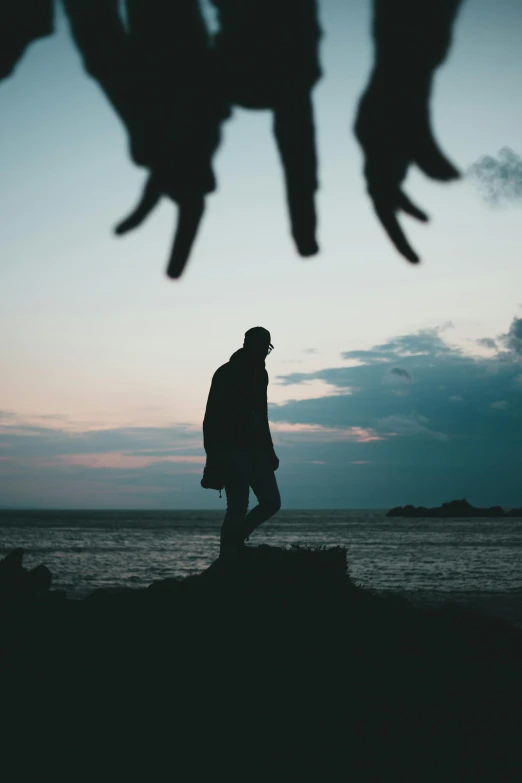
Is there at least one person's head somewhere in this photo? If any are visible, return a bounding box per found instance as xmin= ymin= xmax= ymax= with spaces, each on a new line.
xmin=243 ymin=326 xmax=274 ymax=360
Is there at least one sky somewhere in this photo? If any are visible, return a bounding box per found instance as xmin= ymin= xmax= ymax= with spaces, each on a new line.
xmin=1 ymin=0 xmax=521 ymax=509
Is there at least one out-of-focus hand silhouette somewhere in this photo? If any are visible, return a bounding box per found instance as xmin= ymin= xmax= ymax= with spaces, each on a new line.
xmin=114 ymin=173 xmax=205 ymax=279
xmin=354 ymin=75 xmax=459 ymax=264
xmin=0 ymin=1 xmax=54 ymax=81
xmin=1 ymin=0 xmax=467 ymax=276
xmin=64 ymin=0 xmax=228 ymax=278
xmin=354 ymin=0 xmax=463 ymax=264
xmin=211 ymin=0 xmax=322 ymax=257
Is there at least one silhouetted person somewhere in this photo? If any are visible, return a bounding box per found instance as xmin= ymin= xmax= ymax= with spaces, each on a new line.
xmin=1 ymin=0 xmax=465 ymax=273
xmin=203 ymin=327 xmax=281 ymax=560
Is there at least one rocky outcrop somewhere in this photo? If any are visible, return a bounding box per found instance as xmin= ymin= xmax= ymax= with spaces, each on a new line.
xmin=1 ymin=543 xmax=521 ymax=777
xmin=0 ymin=547 xmax=54 ymax=599
xmin=387 ymin=498 xmax=522 ymax=518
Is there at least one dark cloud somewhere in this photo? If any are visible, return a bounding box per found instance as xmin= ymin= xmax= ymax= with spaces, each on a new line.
xmin=303 ymin=348 xmax=317 ymax=354
xmin=2 ymin=319 xmax=522 ymax=508
xmin=0 ymin=421 xmax=207 ymax=508
xmin=377 ymin=413 xmax=448 ymax=441
xmin=501 ymin=317 xmax=522 ymax=356
xmin=476 ymin=337 xmax=497 ymax=350
xmin=389 ymin=367 xmax=412 ymax=381
xmin=0 ymin=422 xmax=201 ymax=459
xmin=467 ymin=147 xmax=522 ymax=205
xmin=341 ymin=349 xmax=391 ymax=363
xmin=342 ymin=327 xmax=453 ymax=362
xmin=271 ymin=336 xmax=522 ymax=443
xmin=264 ymin=316 xmax=522 ymax=505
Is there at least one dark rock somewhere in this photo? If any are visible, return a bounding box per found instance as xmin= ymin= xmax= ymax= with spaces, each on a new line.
xmin=386 ymin=498 xmax=522 ymax=518
xmin=27 ymin=564 xmax=52 ymax=592
xmin=0 ymin=548 xmax=54 ymax=598
xmin=148 ymin=577 xmax=183 ymax=590
xmin=1 ymin=543 xmax=521 ymax=777
xmin=48 ymin=590 xmax=67 ymax=601
xmin=85 ymin=587 xmax=140 ymax=601
xmin=0 ymin=547 xmax=25 ymax=579
xmin=0 ymin=548 xmax=28 ymax=596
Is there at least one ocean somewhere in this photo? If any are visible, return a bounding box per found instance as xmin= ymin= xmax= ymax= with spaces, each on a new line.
xmin=1 ymin=509 xmax=521 ymax=627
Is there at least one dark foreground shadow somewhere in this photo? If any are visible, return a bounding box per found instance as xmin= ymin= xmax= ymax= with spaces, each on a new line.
xmin=2 ymin=545 xmax=521 ymax=778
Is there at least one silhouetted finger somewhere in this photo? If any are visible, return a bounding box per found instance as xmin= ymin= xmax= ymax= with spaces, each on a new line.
xmin=287 ymin=188 xmax=319 ymax=256
xmin=413 ymin=129 xmax=460 ymax=182
xmin=373 ymin=199 xmax=420 ymax=264
xmin=114 ymin=175 xmax=162 ymax=235
xmin=166 ymin=196 xmax=205 ymax=279
xmin=273 ymin=95 xmax=319 ymax=257
xmin=398 ymin=191 xmax=429 ymax=222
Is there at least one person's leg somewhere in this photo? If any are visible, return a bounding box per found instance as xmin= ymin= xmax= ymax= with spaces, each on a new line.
xmin=243 ymin=450 xmax=281 ymax=540
xmin=220 ymin=449 xmax=251 ymax=557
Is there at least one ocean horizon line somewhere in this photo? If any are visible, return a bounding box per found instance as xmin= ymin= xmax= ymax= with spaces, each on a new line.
xmin=0 ymin=506 xmax=389 ymax=513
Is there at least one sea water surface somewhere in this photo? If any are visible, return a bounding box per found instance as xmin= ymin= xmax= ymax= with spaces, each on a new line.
xmin=1 ymin=509 xmax=521 ymax=626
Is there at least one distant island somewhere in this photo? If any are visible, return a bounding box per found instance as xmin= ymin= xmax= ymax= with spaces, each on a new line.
xmin=386 ymin=498 xmax=522 ymax=518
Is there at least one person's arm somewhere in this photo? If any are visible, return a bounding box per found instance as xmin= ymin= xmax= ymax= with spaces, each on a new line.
xmin=354 ymin=0 xmax=463 ymax=264
xmin=203 ymin=369 xmax=227 ymax=454
xmin=263 ymin=371 xmax=279 ymax=470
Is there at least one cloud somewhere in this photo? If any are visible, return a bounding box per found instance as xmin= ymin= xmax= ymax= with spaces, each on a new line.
xmin=491 ymin=401 xmax=509 ymax=411
xmin=272 ymin=378 xmax=353 ymax=401
xmin=0 ymin=419 xmax=209 ymax=508
xmin=377 ymin=413 xmax=449 ymax=441
xmin=3 ymin=317 xmax=522 ymax=508
xmin=388 ymin=367 xmax=412 ymax=384
xmin=265 ymin=314 xmax=522 ymax=505
xmin=390 ymin=367 xmax=411 ymax=379
xmin=0 ymin=421 xmax=201 ymax=460
xmin=61 ymin=453 xmax=205 ymax=469
xmin=341 ymin=326 xmax=454 ymax=363
xmin=467 ymin=147 xmax=522 ymax=205
xmin=477 ymin=338 xmax=497 ymax=350
xmin=269 ymin=421 xmax=382 ymax=443
xmin=501 ymin=317 xmax=522 ymax=356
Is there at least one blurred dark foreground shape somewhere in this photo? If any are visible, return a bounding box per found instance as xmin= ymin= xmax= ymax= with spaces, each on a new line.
xmin=1 ymin=0 xmax=464 ymax=277
xmin=2 ymin=544 xmax=521 ymax=778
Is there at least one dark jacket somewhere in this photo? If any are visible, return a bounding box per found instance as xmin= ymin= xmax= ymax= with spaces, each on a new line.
xmin=203 ymin=348 xmax=276 ymax=455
